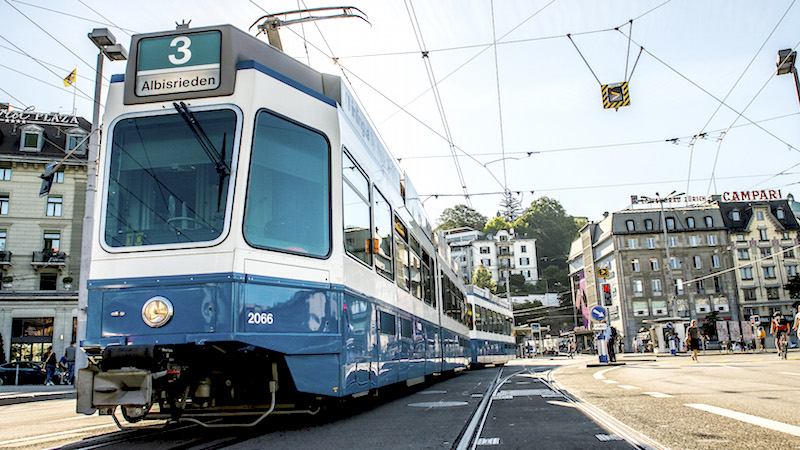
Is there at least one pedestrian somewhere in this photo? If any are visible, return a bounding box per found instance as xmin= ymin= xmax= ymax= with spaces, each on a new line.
xmin=608 ymin=327 xmax=617 ymax=362
xmin=758 ymin=326 xmax=766 ymax=351
xmin=43 ymin=346 xmax=57 ymax=386
xmin=64 ymin=342 xmax=76 ymax=385
xmin=686 ymin=319 xmax=701 ymax=362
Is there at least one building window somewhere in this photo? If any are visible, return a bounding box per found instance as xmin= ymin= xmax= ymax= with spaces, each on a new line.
xmin=39 ymin=272 xmax=58 ymax=290
xmin=626 ymin=220 xmax=635 ymax=231
xmin=782 ymin=232 xmax=791 ymax=240
xmin=760 ymin=247 xmax=772 ymax=259
xmin=759 ymin=229 xmax=768 ymax=241
xmin=480 ymin=246 xmax=490 ymax=254
xmin=0 ymin=194 xmax=8 ymax=215
xmin=632 ymin=280 xmax=643 ymax=296
xmin=0 ymin=166 xmax=10 ymax=181
xmin=481 ymin=259 xmax=491 ymax=266
xmin=0 ymin=230 xmax=6 ymax=250
xmin=704 ymin=216 xmax=713 ymax=227
xmin=519 ymin=257 xmax=530 ymax=265
xmin=669 ymin=237 xmax=678 ymax=247
xmin=647 ymin=238 xmax=656 ymax=249
xmin=763 ymin=266 xmax=776 ymax=279
xmin=738 ymin=248 xmax=750 ymax=259
xmin=756 ymin=211 xmax=764 ymax=221
xmin=786 ymin=265 xmax=797 ymax=277
xmin=708 ymin=234 xmax=717 ymax=245
xmin=54 ymin=171 xmax=64 ymax=183
xmin=499 ymin=235 xmax=507 ymax=242
xmin=666 ymin=217 xmax=675 ymax=230
xmin=342 ymin=151 xmax=372 ymax=267
xmin=644 ymin=219 xmax=653 ymax=230
xmin=650 ymin=258 xmax=659 ymax=271
xmin=736 ymin=234 xmax=745 ymax=242
xmin=743 ymin=288 xmax=757 ymax=301
xmin=766 ymin=286 xmax=780 ymax=299
xmin=693 ymin=256 xmax=702 ymax=269
xmin=674 ymin=279 xmax=684 ymax=295
xmin=46 ymin=196 xmax=62 ymax=217
xmin=669 ymin=257 xmax=681 ymax=269
xmin=20 ymin=124 xmax=44 ymax=152
xmin=697 ymin=279 xmax=705 ymax=294
xmin=65 ymin=127 xmax=89 ymax=154
xmin=687 ymin=217 xmax=695 ymax=228
xmin=713 ymin=276 xmax=723 ymax=293
xmin=628 ymin=238 xmax=637 ymax=249
xmin=520 ymin=245 xmax=527 ymax=253
xmin=651 ymin=279 xmax=662 ymax=295
xmin=10 ymin=318 xmax=54 ymax=362
xmin=690 ymin=236 xmax=698 ymax=247
xmin=731 ymin=210 xmax=740 ymax=221
xmin=712 ymin=255 xmax=720 ymax=268
xmin=631 ymin=258 xmax=640 ymax=272
xmin=43 ymin=232 xmax=60 ymax=251
xmin=740 ymin=267 xmax=753 ymax=280
xmin=776 ymin=208 xmax=785 ymax=219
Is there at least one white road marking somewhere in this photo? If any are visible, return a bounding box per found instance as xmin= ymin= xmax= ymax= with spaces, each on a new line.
xmin=644 ymin=392 xmax=673 ymax=398
xmin=0 ymin=424 xmax=116 ymax=447
xmin=592 ymin=368 xmax=616 ymax=380
xmin=685 ymin=404 xmax=800 ymax=437
xmin=476 ymin=437 xmax=501 ymax=445
xmin=779 ymin=372 xmax=800 ymax=376
xmin=618 ymin=385 xmax=640 ymax=390
xmin=602 ymin=380 xmax=618 ymax=384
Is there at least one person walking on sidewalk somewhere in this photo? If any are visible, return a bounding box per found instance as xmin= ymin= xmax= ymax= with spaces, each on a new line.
xmin=687 ymin=320 xmax=701 ymax=362
xmin=43 ymin=346 xmax=57 ymax=386
xmin=64 ymin=342 xmax=76 ymax=385
xmin=793 ymin=301 xmax=800 ymax=345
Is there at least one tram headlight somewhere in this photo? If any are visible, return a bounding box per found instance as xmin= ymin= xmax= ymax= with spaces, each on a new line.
xmin=141 ymin=296 xmax=174 ymax=328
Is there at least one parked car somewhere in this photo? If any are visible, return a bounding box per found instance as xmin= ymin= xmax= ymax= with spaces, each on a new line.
xmin=0 ymin=361 xmax=46 ymax=385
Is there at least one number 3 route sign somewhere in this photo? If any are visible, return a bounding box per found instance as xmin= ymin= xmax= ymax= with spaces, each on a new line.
xmin=135 ymin=31 xmax=221 ymax=97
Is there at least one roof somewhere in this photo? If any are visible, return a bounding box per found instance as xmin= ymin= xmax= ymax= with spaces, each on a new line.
xmin=717 ymin=200 xmax=800 ymax=232
xmin=611 ymin=206 xmax=725 ymax=235
xmin=0 ymin=106 xmax=90 ymax=162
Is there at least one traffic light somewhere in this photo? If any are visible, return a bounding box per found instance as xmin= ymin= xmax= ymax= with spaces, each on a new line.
xmin=602 ymin=284 xmax=612 ymax=306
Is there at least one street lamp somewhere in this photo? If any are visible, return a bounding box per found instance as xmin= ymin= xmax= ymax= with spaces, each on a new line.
xmin=76 ymin=28 xmax=127 ymax=372
xmin=655 ymin=191 xmax=684 ymax=318
xmin=777 ymin=49 xmax=800 ymax=109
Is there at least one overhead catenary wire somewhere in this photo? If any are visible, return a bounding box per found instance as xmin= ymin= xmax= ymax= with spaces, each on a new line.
xmin=9 ymin=0 xmax=139 ymax=35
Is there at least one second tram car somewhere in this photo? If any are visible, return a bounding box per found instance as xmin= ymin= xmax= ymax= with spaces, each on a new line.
xmin=77 ymin=23 xmax=496 ymax=425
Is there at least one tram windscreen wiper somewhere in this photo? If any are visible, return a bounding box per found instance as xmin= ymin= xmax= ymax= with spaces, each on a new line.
xmin=173 ymin=101 xmax=230 ymax=210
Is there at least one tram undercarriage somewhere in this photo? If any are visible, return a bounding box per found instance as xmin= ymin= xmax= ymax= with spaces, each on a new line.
xmin=77 ymin=343 xmax=323 ymax=427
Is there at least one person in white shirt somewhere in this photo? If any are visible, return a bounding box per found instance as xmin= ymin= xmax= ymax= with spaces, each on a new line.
xmin=793 ymin=301 xmax=800 ymax=342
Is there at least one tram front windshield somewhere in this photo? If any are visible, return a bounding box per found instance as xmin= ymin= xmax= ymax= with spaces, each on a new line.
xmin=104 ymin=109 xmax=236 ymax=247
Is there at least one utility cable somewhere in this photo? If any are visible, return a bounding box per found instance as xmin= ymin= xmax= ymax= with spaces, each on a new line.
xmin=490 ymin=0 xmax=509 ymax=191
xmin=9 ymin=0 xmax=139 ymax=35
xmin=0 ymin=87 xmax=26 ymax=108
xmin=0 ymin=62 xmax=93 ymax=102
xmin=567 ymin=34 xmax=602 ymax=86
xmin=76 ymin=0 xmax=134 ymax=37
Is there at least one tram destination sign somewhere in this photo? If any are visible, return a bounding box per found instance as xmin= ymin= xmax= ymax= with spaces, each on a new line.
xmin=135 ymin=30 xmax=221 ymax=97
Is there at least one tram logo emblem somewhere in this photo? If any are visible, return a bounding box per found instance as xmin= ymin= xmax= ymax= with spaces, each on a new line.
xmin=135 ymin=31 xmax=222 ymax=97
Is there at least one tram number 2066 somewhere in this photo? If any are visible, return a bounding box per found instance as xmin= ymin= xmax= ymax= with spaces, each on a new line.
xmin=247 ymin=311 xmax=274 ymax=325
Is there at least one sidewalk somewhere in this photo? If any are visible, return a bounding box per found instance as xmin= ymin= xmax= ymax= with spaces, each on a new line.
xmin=0 ymin=383 xmax=76 ymax=406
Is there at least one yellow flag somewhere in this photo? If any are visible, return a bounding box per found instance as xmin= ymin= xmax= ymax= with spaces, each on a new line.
xmin=63 ymin=69 xmax=76 ymax=87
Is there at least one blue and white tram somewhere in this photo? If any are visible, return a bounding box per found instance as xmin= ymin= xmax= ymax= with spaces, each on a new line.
xmin=467 ymin=286 xmax=516 ymax=366
xmin=77 ymin=24 xmax=471 ymax=424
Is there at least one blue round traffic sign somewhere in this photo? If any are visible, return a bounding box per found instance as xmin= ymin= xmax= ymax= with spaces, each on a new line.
xmin=590 ymin=306 xmax=607 ymax=321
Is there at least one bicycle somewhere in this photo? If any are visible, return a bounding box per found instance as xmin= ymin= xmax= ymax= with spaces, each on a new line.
xmin=778 ymin=333 xmax=788 ymax=360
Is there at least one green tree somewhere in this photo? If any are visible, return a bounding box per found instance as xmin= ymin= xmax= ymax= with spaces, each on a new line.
xmin=700 ymin=311 xmax=719 ymax=339
xmin=483 ymin=216 xmax=512 ymax=234
xmin=436 ymin=204 xmax=488 ymax=231
xmin=784 ymin=274 xmax=800 ymax=299
xmin=472 ymin=265 xmax=495 ymax=291
xmin=513 ymin=197 xmax=579 ymax=269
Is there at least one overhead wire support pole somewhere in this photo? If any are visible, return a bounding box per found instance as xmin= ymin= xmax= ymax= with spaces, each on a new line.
xmin=623 ymin=20 xmax=632 ymax=82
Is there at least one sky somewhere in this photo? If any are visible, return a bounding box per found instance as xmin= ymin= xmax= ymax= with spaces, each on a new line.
xmin=2 ymin=0 xmax=800 ymax=225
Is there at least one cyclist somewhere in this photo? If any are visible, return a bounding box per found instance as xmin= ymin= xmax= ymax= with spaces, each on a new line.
xmin=770 ymin=311 xmax=790 ymax=358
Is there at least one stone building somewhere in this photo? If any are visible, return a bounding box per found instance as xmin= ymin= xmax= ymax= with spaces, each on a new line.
xmin=470 ymin=229 xmax=538 ymax=288
xmin=0 ymin=104 xmax=89 ymax=363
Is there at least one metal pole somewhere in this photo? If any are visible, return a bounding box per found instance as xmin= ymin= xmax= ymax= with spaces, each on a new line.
xmin=660 ymin=199 xmax=677 ymax=318
xmin=76 ymin=50 xmax=104 ymax=372
xmin=793 ymin=66 xmax=800 ymax=110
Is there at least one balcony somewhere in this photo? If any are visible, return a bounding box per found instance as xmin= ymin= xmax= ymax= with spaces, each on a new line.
xmin=31 ymin=250 xmax=66 ymax=270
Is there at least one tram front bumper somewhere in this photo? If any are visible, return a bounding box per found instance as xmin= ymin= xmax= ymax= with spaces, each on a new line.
xmin=77 ymin=368 xmax=152 ymax=415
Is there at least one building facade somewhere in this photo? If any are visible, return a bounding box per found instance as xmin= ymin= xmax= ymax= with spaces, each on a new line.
xmin=718 ymin=199 xmax=800 ymax=324
xmin=0 ymin=104 xmax=89 ymax=363
xmin=569 ymin=205 xmax=740 ymax=351
xmin=470 ymin=229 xmax=538 ymax=286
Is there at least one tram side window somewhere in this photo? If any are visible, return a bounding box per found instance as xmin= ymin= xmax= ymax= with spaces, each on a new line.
xmin=342 ymin=150 xmax=371 ymax=266
xmin=409 ymin=235 xmax=422 ymax=299
xmin=422 ymin=250 xmax=434 ymax=306
xmin=379 ymin=311 xmax=396 ymax=335
xmin=394 ymin=216 xmax=410 ymax=291
xmin=400 ymin=317 xmax=413 ymax=339
xmin=245 ymin=111 xmax=330 ymax=256
xmin=374 ymin=190 xmax=393 ymax=280
xmin=467 ymin=303 xmax=474 ymax=330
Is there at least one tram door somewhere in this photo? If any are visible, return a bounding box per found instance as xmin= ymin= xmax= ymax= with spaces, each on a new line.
xmin=344 ymin=296 xmax=373 ymax=388
xmin=377 ymin=308 xmax=399 ymax=386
